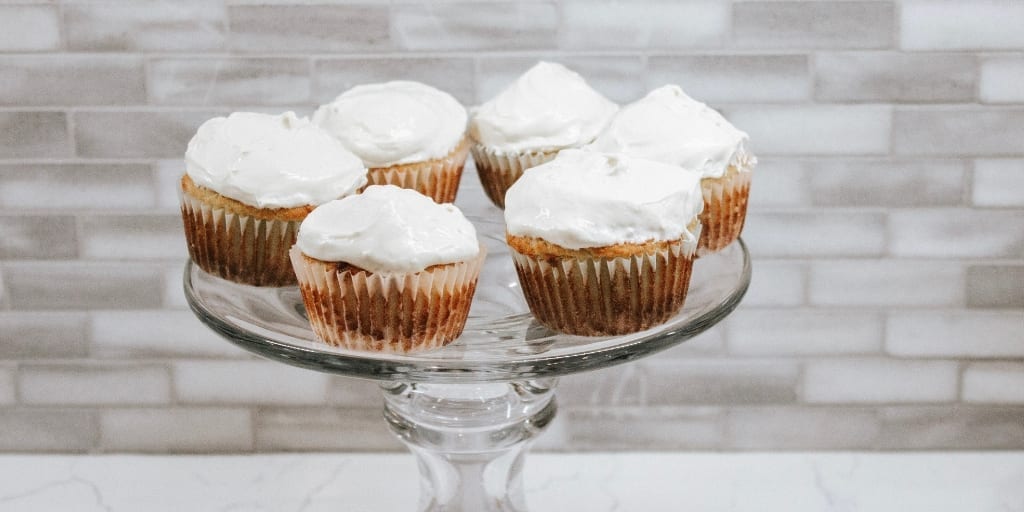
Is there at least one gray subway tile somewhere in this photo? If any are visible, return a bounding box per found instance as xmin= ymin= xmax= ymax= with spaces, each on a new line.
xmin=808 ymin=260 xmax=964 ymax=307
xmin=733 ymin=1 xmax=894 ymax=49
xmin=887 ymin=310 xmax=1024 ymax=358
xmin=727 ymin=407 xmax=879 ymax=449
xmin=644 ymin=360 xmax=801 ymax=405
xmin=327 ymin=377 xmax=385 ymax=408
xmin=0 ymin=56 xmax=146 ymax=106
xmin=878 ymin=406 xmax=1024 ymax=449
xmin=173 ymin=360 xmax=330 ymax=405
xmin=808 ymin=159 xmax=966 ymax=207
xmin=558 ymin=364 xmax=646 ymax=406
xmin=981 ymin=57 xmax=1024 ymax=104
xmin=888 ymin=209 xmax=1024 ymax=258
xmin=648 ymin=55 xmax=810 ymax=103
xmin=742 ymin=211 xmax=886 ymax=258
xmin=966 ymin=266 xmax=1024 ymax=308
xmin=229 ymin=5 xmax=390 ymax=53
xmin=65 ymin=2 xmax=227 ymax=52
xmin=78 ymin=214 xmax=186 ymax=261
xmin=4 ymin=262 xmax=164 ymax=310
xmin=723 ymin=105 xmax=891 ymax=155
xmin=100 ymin=408 xmax=253 ymax=452
xmin=0 ymin=164 xmax=155 ymax=211
xmin=74 ymin=110 xmax=222 ymax=158
xmin=149 ymin=58 xmax=311 ymax=106
xmin=803 ymin=359 xmax=959 ymax=404
xmin=901 ymin=0 xmax=1024 ymax=51
xmin=973 ymin=159 xmax=1024 ymax=207
xmin=0 ymin=312 xmax=89 ymax=359
xmin=893 ymin=108 xmax=1024 ymax=156
xmin=315 ymin=57 xmax=475 ymax=105
xmin=0 ymin=112 xmax=70 ymax=158
xmin=561 ymin=407 xmax=723 ymax=450
xmin=815 ymin=52 xmax=976 ymax=103
xmin=393 ymin=2 xmax=557 ymax=51
xmin=90 ymin=310 xmax=250 ymax=359
xmin=728 ymin=309 xmax=882 ymax=356
xmin=0 ymin=5 xmax=61 ymax=52
xmin=255 ymin=407 xmax=401 ymax=451
xmin=0 ymin=215 xmax=77 ymax=259
xmin=558 ymin=1 xmax=727 ymax=50
xmin=0 ymin=410 xmax=98 ymax=452
xmin=477 ymin=56 xmax=643 ymax=104
xmin=18 ymin=364 xmax=171 ymax=405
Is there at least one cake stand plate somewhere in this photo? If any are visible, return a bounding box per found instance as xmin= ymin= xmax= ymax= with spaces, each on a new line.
xmin=184 ymin=215 xmax=750 ymax=511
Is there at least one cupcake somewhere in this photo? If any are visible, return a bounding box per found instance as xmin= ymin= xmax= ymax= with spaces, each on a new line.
xmin=470 ymin=61 xmax=618 ymax=208
xmin=313 ymin=81 xmax=469 ymax=204
xmin=290 ymin=185 xmax=485 ymax=353
xmin=588 ymin=85 xmax=756 ymax=255
xmin=504 ymin=150 xmax=704 ymax=336
xmin=180 ymin=111 xmax=367 ymax=286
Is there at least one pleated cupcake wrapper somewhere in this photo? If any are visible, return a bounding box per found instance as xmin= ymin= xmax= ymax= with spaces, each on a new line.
xmin=367 ymin=142 xmax=470 ymax=204
xmin=510 ymin=239 xmax=697 ymax=336
xmin=180 ymin=188 xmax=300 ymax=286
xmin=470 ymin=144 xmax=559 ymax=209
xmin=698 ymin=169 xmax=753 ymax=256
xmin=290 ymin=246 xmax=486 ymax=353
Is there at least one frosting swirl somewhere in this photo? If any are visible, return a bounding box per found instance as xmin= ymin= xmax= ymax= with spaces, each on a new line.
xmin=504 ymin=150 xmax=704 ymax=250
xmin=185 ymin=111 xmax=367 ymax=209
xmin=296 ymin=185 xmax=480 ymax=274
xmin=470 ymin=61 xmax=618 ymax=154
xmin=587 ymin=85 xmax=754 ymax=179
xmin=313 ymin=81 xmax=468 ymax=168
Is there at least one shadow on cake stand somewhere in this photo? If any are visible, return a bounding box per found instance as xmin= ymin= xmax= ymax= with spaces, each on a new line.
xmin=184 ymin=213 xmax=750 ymax=512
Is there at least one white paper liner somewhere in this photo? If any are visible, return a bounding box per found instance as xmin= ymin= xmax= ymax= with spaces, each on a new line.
xmin=470 ymin=143 xmax=559 ymax=209
xmin=290 ymin=245 xmax=486 ymax=353
xmin=367 ymin=140 xmax=470 ymax=204
xmin=180 ymin=187 xmax=300 ymax=286
xmin=510 ymin=238 xmax=697 ymax=336
xmin=698 ymin=167 xmax=753 ymax=256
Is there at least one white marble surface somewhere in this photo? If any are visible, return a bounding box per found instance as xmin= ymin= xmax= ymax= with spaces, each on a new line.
xmin=0 ymin=452 xmax=1022 ymax=511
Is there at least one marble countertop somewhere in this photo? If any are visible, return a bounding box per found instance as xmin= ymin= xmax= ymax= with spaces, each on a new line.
xmin=0 ymin=452 xmax=1021 ymax=511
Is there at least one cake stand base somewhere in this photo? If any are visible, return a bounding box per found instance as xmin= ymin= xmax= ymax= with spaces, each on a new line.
xmin=382 ymin=379 xmax=558 ymax=511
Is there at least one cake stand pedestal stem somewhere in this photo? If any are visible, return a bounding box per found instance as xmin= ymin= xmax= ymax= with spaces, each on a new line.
xmin=381 ymin=379 xmax=558 ymax=512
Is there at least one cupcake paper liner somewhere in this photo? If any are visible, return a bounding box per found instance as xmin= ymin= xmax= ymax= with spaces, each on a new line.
xmin=698 ymin=168 xmax=753 ymax=256
xmin=510 ymin=238 xmax=697 ymax=336
xmin=367 ymin=139 xmax=470 ymax=204
xmin=290 ymin=245 xmax=486 ymax=353
xmin=180 ymin=187 xmax=300 ymax=286
xmin=470 ymin=144 xmax=559 ymax=209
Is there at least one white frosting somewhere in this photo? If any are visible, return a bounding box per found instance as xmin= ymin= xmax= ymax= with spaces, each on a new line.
xmin=504 ymin=150 xmax=704 ymax=250
xmin=313 ymin=81 xmax=468 ymax=168
xmin=470 ymin=61 xmax=619 ymax=154
xmin=296 ymin=185 xmax=480 ymax=273
xmin=185 ymin=111 xmax=367 ymax=209
xmin=587 ymin=85 xmax=754 ymax=179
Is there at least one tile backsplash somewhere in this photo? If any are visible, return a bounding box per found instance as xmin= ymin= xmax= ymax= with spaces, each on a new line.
xmin=0 ymin=0 xmax=1021 ymax=453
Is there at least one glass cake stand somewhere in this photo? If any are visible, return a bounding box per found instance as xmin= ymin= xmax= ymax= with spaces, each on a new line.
xmin=184 ymin=210 xmax=750 ymax=511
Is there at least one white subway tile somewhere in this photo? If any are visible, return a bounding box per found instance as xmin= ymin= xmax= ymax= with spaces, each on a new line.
xmin=173 ymin=360 xmax=330 ymax=405
xmin=90 ymin=310 xmax=249 ymax=358
xmin=78 ymin=215 xmax=187 ymax=261
xmin=888 ymin=311 xmax=1024 ymax=358
xmin=734 ymin=1 xmax=894 ymax=49
xmin=149 ymin=58 xmax=310 ymax=106
xmin=742 ymin=211 xmax=886 ymax=257
xmin=65 ymin=2 xmax=227 ymax=52
xmin=648 ymin=55 xmax=809 ymax=103
xmin=0 ymin=164 xmax=156 ymax=211
xmin=0 ymin=312 xmax=89 ymax=359
xmin=558 ymin=364 xmax=645 ymax=406
xmin=815 ymin=52 xmax=976 ymax=103
xmin=893 ymin=107 xmax=1024 ymax=156
xmin=229 ymin=4 xmax=389 ymax=53
xmin=0 ymin=410 xmax=98 ymax=452
xmin=3 ymin=262 xmax=164 ymax=310
xmin=724 ymin=106 xmax=891 ymax=155
xmin=728 ymin=309 xmax=882 ymax=356
xmin=100 ymin=408 xmax=252 ymax=452
xmin=562 ymin=407 xmax=723 ymax=450
xmin=727 ymin=407 xmax=879 ymax=449
xmin=255 ymin=408 xmax=401 ymax=451
xmin=0 ymin=56 xmax=146 ymax=106
xmin=393 ymin=3 xmax=556 ymax=51
xmin=74 ymin=110 xmax=223 ymax=159
xmin=18 ymin=364 xmax=171 ymax=405
xmin=740 ymin=261 xmax=805 ymax=306
xmin=748 ymin=158 xmax=811 ymax=208
xmin=0 ymin=215 xmax=77 ymax=259
xmin=966 ymin=266 xmax=1024 ymax=308
xmin=981 ymin=57 xmax=1024 ymax=103
xmin=803 ymin=359 xmax=959 ymax=404
xmin=963 ymin=363 xmax=1024 ymax=403
xmin=809 ymin=260 xmax=964 ymax=307
xmin=155 ymin=160 xmax=185 ymax=213
xmin=163 ymin=263 xmax=189 ymax=309
xmin=659 ymin=326 xmax=727 ymax=358
xmin=0 ymin=112 xmax=70 ymax=158
xmin=0 ymin=5 xmax=60 ymax=51
xmin=315 ymin=57 xmax=476 ymax=105
xmin=559 ymin=1 xmax=727 ymax=49
xmin=808 ymin=159 xmax=966 ymax=207
xmin=878 ymin=406 xmax=1024 ymax=449
xmin=973 ymin=159 xmax=1024 ymax=207
xmin=901 ymin=0 xmax=1024 ymax=50
xmin=888 ymin=209 xmax=1024 ymax=258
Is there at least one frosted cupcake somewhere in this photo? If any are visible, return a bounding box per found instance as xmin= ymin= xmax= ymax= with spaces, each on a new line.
xmin=313 ymin=81 xmax=469 ymax=204
xmin=181 ymin=111 xmax=367 ymax=286
xmin=290 ymin=185 xmax=485 ymax=353
xmin=470 ymin=62 xmax=618 ymax=208
xmin=504 ymin=150 xmax=703 ymax=336
xmin=588 ymin=85 xmax=756 ymax=255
